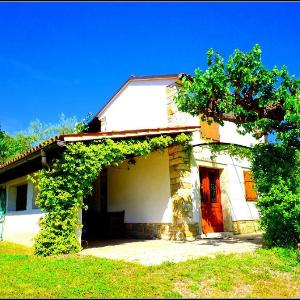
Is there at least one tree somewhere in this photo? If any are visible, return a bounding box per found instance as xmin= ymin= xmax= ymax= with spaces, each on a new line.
xmin=0 ymin=127 xmax=31 ymax=164
xmin=176 ymin=44 xmax=300 ymax=145
xmin=0 ymin=113 xmax=91 ymax=164
xmin=176 ymin=44 xmax=300 ymax=248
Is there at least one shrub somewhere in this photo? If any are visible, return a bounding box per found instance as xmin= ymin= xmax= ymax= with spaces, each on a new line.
xmin=252 ymin=143 xmax=300 ymax=248
xmin=256 ymin=181 xmax=300 ymax=247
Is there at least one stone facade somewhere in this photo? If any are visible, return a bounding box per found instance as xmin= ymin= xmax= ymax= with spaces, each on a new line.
xmin=166 ymin=84 xmax=199 ymax=241
xmin=125 ymin=223 xmax=199 ymax=241
xmin=232 ymin=220 xmax=260 ymax=234
xmin=168 ymin=145 xmax=199 ymax=240
xmin=166 ymin=83 xmax=192 ymax=127
xmin=166 ymin=83 xmax=260 ymax=237
xmin=166 ymin=83 xmax=179 ymax=126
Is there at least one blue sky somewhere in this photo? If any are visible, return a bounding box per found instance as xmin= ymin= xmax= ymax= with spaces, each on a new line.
xmin=0 ymin=2 xmax=300 ymax=134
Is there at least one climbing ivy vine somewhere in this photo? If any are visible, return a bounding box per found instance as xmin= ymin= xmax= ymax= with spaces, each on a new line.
xmin=30 ymin=133 xmax=191 ymax=256
xmin=208 ymin=143 xmax=252 ymax=161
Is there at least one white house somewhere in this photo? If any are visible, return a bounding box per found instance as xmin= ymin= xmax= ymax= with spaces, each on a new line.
xmin=0 ymin=74 xmax=261 ymax=247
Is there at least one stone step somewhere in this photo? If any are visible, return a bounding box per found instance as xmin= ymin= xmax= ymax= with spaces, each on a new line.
xmin=198 ymin=232 xmax=233 ymax=239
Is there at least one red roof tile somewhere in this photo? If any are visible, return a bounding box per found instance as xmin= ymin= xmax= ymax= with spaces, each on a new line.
xmin=0 ymin=126 xmax=199 ymax=172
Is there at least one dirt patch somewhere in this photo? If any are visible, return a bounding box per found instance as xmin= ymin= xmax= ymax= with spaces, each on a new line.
xmin=173 ymin=279 xmax=198 ymax=298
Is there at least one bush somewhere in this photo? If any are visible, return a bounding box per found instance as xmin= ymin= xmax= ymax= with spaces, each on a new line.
xmin=256 ymin=181 xmax=300 ymax=247
xmin=252 ymin=143 xmax=300 ymax=248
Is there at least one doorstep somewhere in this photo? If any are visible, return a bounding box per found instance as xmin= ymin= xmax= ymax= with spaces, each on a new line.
xmin=198 ymin=232 xmax=234 ymax=239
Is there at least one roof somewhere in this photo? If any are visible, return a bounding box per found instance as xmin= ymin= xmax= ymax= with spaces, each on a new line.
xmin=88 ymin=74 xmax=183 ymax=129
xmin=62 ymin=126 xmax=198 ymax=142
xmin=0 ymin=126 xmax=200 ymax=182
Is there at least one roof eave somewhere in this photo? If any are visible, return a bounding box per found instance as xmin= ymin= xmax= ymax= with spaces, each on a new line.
xmin=0 ymin=126 xmax=199 ymax=178
xmin=0 ymin=140 xmax=60 ymax=175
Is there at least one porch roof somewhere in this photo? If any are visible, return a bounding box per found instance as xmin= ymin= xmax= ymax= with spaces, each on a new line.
xmin=0 ymin=126 xmax=199 ymax=184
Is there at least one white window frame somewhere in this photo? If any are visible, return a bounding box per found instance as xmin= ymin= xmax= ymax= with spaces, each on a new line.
xmin=5 ymin=176 xmax=41 ymax=215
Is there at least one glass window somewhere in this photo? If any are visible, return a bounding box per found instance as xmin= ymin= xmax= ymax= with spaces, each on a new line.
xmin=209 ymin=172 xmax=217 ymax=203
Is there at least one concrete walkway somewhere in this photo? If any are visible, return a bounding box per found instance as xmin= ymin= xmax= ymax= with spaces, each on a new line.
xmin=80 ymin=233 xmax=262 ymax=266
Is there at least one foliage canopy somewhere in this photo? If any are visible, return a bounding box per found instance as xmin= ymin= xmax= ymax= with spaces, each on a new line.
xmin=0 ymin=113 xmax=91 ymax=164
xmin=176 ymin=44 xmax=300 ymax=145
xmin=176 ymin=44 xmax=300 ymax=248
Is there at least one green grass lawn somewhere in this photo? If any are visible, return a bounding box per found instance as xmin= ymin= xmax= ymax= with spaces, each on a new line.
xmin=0 ymin=241 xmax=299 ymax=298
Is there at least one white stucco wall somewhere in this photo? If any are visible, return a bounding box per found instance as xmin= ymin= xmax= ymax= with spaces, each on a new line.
xmin=99 ymin=80 xmax=261 ymax=150
xmin=219 ymin=122 xmax=259 ymax=147
xmin=171 ymin=89 xmax=260 ymax=226
xmin=100 ymin=81 xmax=261 ymax=228
xmin=190 ymin=145 xmax=259 ymax=228
xmin=99 ymin=80 xmax=175 ymax=131
xmin=3 ymin=212 xmax=44 ymax=247
xmin=225 ymin=162 xmax=259 ymax=221
xmin=107 ymin=150 xmax=172 ymax=223
xmin=0 ymin=79 xmax=262 ymax=244
xmin=2 ymin=176 xmax=44 ymax=246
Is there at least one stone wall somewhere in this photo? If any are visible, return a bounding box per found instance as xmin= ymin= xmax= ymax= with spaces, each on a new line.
xmin=165 ymin=83 xmax=261 ymax=237
xmin=232 ymin=220 xmax=261 ymax=234
xmin=165 ymin=83 xmax=199 ymax=240
xmin=125 ymin=223 xmax=199 ymax=241
xmin=167 ymin=145 xmax=199 ymax=240
xmin=166 ymin=83 xmax=179 ymax=126
xmin=166 ymin=83 xmax=194 ymax=127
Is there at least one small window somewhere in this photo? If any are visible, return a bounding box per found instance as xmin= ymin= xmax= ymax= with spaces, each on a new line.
xmin=244 ymin=171 xmax=257 ymax=201
xmin=16 ymin=184 xmax=27 ymax=211
xmin=209 ymin=172 xmax=217 ymax=203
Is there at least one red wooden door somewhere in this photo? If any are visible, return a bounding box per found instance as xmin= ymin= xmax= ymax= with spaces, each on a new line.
xmin=200 ymin=167 xmax=224 ymax=233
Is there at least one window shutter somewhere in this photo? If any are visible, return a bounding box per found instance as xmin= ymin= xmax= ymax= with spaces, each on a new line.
xmin=244 ymin=171 xmax=257 ymax=201
xmin=199 ymin=116 xmax=220 ymax=141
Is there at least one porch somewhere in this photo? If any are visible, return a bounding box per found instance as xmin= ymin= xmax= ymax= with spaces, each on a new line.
xmin=80 ymin=233 xmax=262 ymax=266
xmin=81 ymin=148 xmax=184 ymax=243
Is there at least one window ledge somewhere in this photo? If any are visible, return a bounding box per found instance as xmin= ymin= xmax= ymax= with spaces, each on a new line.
xmin=6 ymin=209 xmax=43 ymax=216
